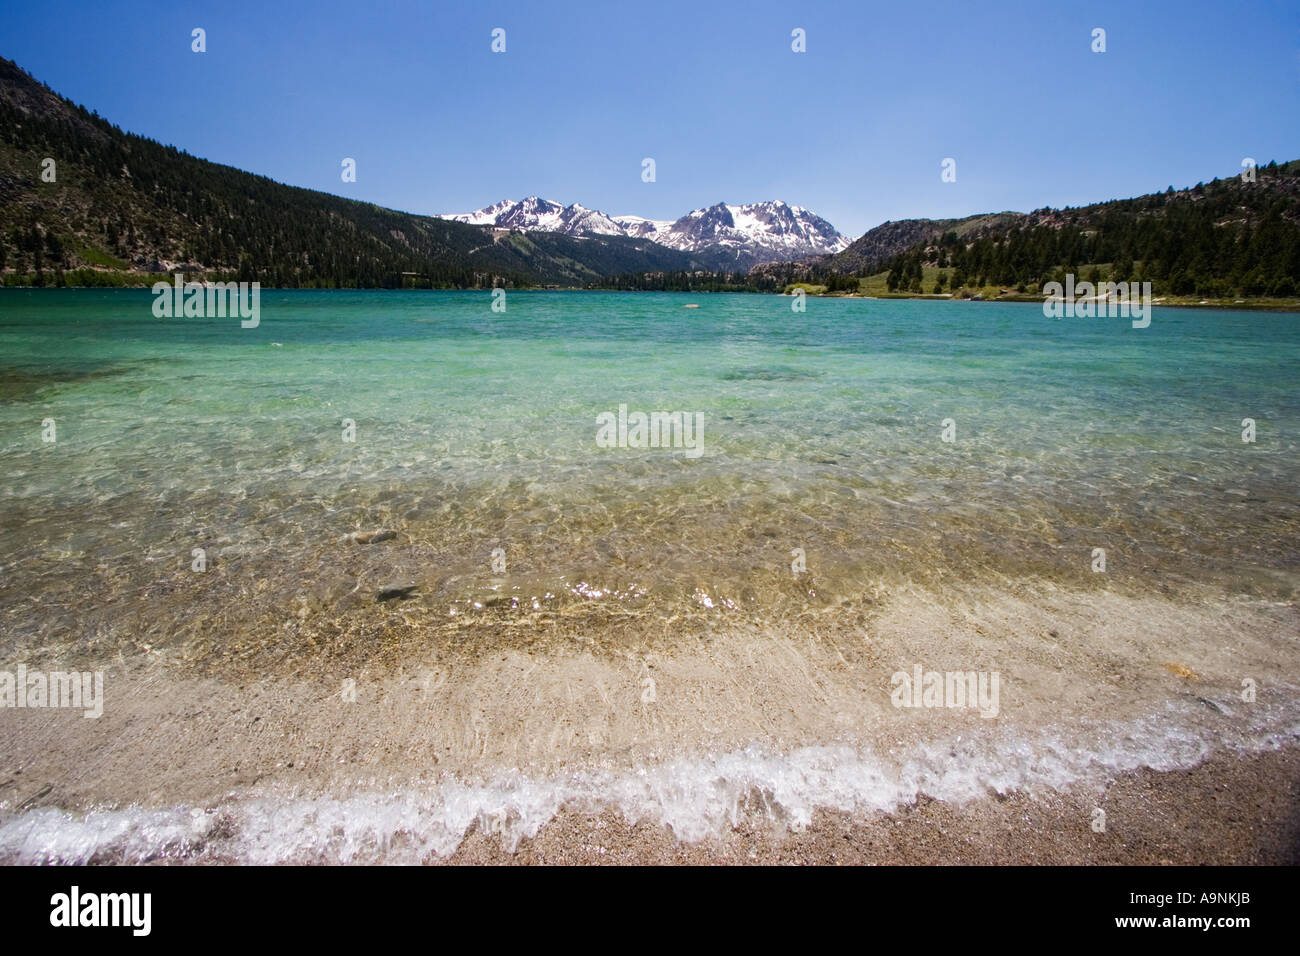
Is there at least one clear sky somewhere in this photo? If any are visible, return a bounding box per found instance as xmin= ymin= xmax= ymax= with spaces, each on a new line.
xmin=3 ymin=0 xmax=1298 ymax=238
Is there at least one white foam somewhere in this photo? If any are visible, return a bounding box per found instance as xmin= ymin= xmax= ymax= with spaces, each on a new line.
xmin=3 ymin=692 xmax=1297 ymax=864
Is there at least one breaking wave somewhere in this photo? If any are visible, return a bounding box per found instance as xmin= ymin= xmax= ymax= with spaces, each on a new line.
xmin=4 ymin=690 xmax=1297 ymax=864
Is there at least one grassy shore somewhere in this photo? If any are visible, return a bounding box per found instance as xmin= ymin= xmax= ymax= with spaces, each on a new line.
xmin=786 ymin=271 xmax=1300 ymax=313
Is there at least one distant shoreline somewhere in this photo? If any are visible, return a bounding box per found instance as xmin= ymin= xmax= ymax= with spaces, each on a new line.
xmin=797 ymin=290 xmax=1300 ymax=313
xmin=3 ymin=282 xmax=1299 ymax=313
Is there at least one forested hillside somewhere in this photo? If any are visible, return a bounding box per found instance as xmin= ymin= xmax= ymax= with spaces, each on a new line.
xmin=832 ymin=164 xmax=1300 ymax=299
xmin=0 ymin=57 xmax=708 ymax=288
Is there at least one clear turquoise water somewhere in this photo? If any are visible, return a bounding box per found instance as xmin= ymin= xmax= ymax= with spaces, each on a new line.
xmin=1 ymin=289 xmax=1297 ymax=669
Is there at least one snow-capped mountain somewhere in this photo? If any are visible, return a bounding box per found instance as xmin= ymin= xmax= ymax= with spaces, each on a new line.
xmin=441 ymin=198 xmax=849 ymax=267
xmin=446 ymin=197 xmax=628 ymax=237
xmin=628 ymin=201 xmax=850 ymax=260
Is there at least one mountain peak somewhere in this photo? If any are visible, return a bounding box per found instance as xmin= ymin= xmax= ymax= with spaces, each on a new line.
xmin=441 ymin=197 xmax=848 ymax=266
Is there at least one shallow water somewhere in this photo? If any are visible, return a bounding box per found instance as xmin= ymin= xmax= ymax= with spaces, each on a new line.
xmin=1 ymin=289 xmax=1296 ymax=670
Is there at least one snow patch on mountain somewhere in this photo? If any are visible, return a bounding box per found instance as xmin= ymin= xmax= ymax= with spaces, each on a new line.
xmin=441 ymin=198 xmax=848 ymax=264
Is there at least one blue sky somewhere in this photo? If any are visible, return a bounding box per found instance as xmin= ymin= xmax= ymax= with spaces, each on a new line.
xmin=4 ymin=0 xmax=1298 ymax=238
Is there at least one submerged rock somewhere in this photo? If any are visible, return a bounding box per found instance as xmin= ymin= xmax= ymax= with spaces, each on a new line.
xmin=353 ymin=530 xmax=397 ymax=544
xmin=376 ymin=583 xmax=418 ymax=602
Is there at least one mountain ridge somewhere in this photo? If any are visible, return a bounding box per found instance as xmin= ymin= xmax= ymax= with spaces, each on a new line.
xmin=442 ymin=197 xmax=849 ymax=270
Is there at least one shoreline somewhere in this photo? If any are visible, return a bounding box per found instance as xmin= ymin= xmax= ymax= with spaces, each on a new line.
xmin=4 ymin=705 xmax=1296 ymax=864
xmin=443 ymin=747 xmax=1300 ymax=865
xmin=3 ymin=285 xmax=1298 ymax=314
xmin=2 ymin=582 xmax=1297 ymax=864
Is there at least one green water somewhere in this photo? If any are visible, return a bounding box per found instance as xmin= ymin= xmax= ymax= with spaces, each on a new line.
xmin=1 ymin=289 xmax=1297 ymax=671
